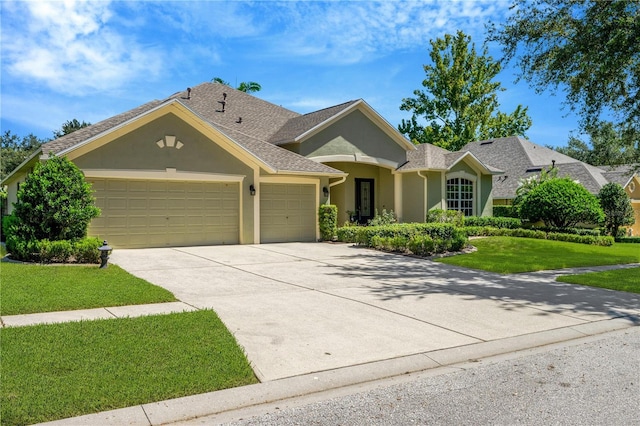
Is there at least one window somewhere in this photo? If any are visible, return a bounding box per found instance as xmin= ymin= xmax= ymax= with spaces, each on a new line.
xmin=447 ymin=177 xmax=474 ymax=216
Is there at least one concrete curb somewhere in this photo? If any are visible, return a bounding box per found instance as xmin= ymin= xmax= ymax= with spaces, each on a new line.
xmin=38 ymin=316 xmax=638 ymax=426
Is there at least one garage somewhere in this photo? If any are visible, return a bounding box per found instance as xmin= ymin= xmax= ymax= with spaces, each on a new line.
xmin=87 ymin=178 xmax=240 ymax=248
xmin=260 ymin=183 xmax=317 ymax=243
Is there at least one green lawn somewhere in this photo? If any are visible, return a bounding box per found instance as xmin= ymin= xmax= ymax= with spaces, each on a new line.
xmin=437 ymin=237 xmax=640 ymax=274
xmin=0 ymin=310 xmax=258 ymax=425
xmin=0 ymin=263 xmax=176 ymax=315
xmin=557 ymin=267 xmax=640 ymax=293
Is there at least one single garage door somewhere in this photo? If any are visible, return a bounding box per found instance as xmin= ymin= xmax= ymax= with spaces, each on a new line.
xmin=260 ymin=183 xmax=316 ymax=243
xmin=87 ymin=178 xmax=240 ymax=248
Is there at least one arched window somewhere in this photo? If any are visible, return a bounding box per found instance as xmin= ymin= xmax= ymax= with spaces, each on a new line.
xmin=446 ymin=177 xmax=474 ymax=216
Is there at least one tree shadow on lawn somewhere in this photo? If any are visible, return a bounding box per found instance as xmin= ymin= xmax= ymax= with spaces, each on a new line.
xmin=324 ymin=246 xmax=640 ymax=324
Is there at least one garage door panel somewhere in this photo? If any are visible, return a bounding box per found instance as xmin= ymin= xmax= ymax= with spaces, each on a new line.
xmin=87 ymin=178 xmax=239 ymax=248
xmin=261 ymin=183 xmax=316 ymax=243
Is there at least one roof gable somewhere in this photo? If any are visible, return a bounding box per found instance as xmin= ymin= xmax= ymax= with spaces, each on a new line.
xmin=397 ymin=143 xmax=501 ymax=174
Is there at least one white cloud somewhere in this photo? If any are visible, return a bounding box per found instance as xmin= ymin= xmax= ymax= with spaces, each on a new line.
xmin=2 ymin=0 xmax=163 ymax=95
xmin=256 ymin=1 xmax=504 ymax=65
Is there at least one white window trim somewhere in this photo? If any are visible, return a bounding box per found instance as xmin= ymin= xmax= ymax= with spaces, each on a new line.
xmin=445 ymin=171 xmax=477 ymax=216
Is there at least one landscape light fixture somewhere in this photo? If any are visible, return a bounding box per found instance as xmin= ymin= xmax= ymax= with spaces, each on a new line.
xmin=98 ymin=240 xmax=112 ymax=269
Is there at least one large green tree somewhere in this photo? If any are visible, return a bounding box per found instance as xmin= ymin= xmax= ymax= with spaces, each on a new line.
xmin=598 ymin=183 xmax=634 ymax=237
xmin=0 ymin=131 xmax=46 ymax=180
xmin=488 ymin=0 xmax=640 ymax=131
xmin=53 ymin=119 xmax=91 ymax=139
xmin=554 ymin=121 xmax=640 ymax=166
xmin=399 ymin=31 xmax=532 ymax=151
xmin=212 ymin=77 xmax=262 ymax=93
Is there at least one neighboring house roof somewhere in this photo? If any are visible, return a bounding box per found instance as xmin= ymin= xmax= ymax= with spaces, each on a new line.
xmin=599 ymin=164 xmax=639 ymax=188
xmin=461 ymin=136 xmax=637 ymax=199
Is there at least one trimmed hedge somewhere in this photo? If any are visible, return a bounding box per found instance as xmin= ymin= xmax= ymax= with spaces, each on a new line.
xmin=337 ymin=223 xmax=468 ymax=256
xmin=493 ymin=205 xmax=519 ymax=218
xmin=464 ymin=216 xmax=522 ymax=229
xmin=616 ymin=237 xmax=640 ymax=244
xmin=318 ymin=205 xmax=338 ymax=241
xmin=461 ymin=226 xmax=614 ymax=246
xmin=6 ymin=236 xmax=102 ymax=263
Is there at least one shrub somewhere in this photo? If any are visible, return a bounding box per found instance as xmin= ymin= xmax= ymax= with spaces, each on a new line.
xmin=2 ymin=214 xmax=19 ymax=241
xmin=336 ymin=226 xmax=358 ymax=243
xmin=617 ymin=237 xmax=640 ymax=244
xmin=336 ymin=222 xmax=468 ymax=255
xmin=73 ymin=237 xmax=102 ymax=263
xmin=464 ymin=216 xmax=522 ymax=229
xmin=6 ymin=236 xmax=102 ymax=263
xmin=318 ymin=204 xmax=338 ymax=241
xmin=426 ymin=209 xmax=464 ymax=227
xmin=598 ymin=182 xmax=635 ymax=237
xmin=536 ymin=226 xmax=601 ymax=237
xmin=493 ymin=205 xmax=519 ymax=218
xmin=12 ymin=155 xmax=100 ymax=241
xmin=519 ymin=177 xmax=604 ymax=228
xmin=368 ymin=209 xmax=397 ymax=226
xmin=407 ymin=234 xmax=435 ymax=256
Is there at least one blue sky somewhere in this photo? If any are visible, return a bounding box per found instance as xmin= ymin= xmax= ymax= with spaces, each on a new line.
xmin=1 ymin=0 xmax=581 ymax=148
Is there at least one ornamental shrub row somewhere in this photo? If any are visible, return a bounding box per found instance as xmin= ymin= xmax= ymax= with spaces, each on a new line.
xmin=6 ymin=235 xmax=102 ymax=263
xmin=461 ymin=226 xmax=614 ymax=246
xmin=463 ymin=216 xmax=522 ymax=229
xmin=337 ymin=223 xmax=468 ymax=256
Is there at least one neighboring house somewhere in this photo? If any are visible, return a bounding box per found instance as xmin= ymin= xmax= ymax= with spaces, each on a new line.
xmin=2 ymin=82 xmax=498 ymax=248
xmin=461 ymin=136 xmax=640 ymax=235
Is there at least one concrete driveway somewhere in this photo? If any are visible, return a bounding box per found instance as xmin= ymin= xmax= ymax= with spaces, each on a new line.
xmin=110 ymin=243 xmax=640 ymax=382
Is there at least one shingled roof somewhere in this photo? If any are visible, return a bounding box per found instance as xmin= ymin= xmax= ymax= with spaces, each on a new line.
xmin=268 ymin=101 xmax=359 ymax=145
xmin=461 ymin=136 xmax=636 ymax=199
xmin=397 ymin=142 xmax=502 ymax=173
xmin=38 ymin=82 xmax=346 ymax=175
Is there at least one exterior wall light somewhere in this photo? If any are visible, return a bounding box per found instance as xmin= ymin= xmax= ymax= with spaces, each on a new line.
xmin=249 ymin=184 xmax=256 ymax=196
xmin=323 ymin=186 xmax=329 ymax=197
xmin=98 ymin=240 xmax=112 ymax=269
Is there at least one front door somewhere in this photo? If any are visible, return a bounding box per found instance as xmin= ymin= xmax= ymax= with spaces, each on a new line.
xmin=355 ymin=178 xmax=374 ymax=224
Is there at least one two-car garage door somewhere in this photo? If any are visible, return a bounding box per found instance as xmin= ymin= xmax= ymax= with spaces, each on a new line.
xmin=88 ymin=178 xmax=239 ymax=248
xmin=87 ymin=179 xmax=317 ymax=248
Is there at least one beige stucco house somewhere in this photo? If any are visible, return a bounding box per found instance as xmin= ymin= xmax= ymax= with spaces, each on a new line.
xmin=461 ymin=136 xmax=640 ymax=235
xmin=3 ymin=82 xmax=498 ymax=248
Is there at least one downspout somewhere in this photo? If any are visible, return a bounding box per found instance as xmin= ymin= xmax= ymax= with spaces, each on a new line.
xmin=417 ymin=171 xmax=428 ymax=222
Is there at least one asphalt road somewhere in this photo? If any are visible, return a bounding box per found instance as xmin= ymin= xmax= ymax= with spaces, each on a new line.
xmin=209 ymin=327 xmax=640 ymax=425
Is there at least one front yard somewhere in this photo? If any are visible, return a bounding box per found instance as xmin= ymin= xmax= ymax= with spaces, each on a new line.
xmin=0 ymin=263 xmax=258 ymax=426
xmin=1 ymin=236 xmax=638 ymax=424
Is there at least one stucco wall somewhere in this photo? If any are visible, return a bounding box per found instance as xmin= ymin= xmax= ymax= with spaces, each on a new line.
xmin=426 ymin=171 xmax=444 ymax=212
xmin=4 ymin=157 xmax=41 ymax=215
xmin=402 ymin=172 xmax=426 ymax=223
xmin=625 ymin=176 xmax=640 ymax=236
xmin=301 ymin=110 xmax=407 ymax=165
xmin=73 ymin=113 xmax=254 ymax=176
xmin=72 ymin=113 xmax=258 ymax=244
xmin=324 ymin=161 xmax=396 ymax=223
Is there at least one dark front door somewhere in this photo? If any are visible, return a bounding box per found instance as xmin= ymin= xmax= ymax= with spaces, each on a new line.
xmin=355 ymin=178 xmax=374 ymax=224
